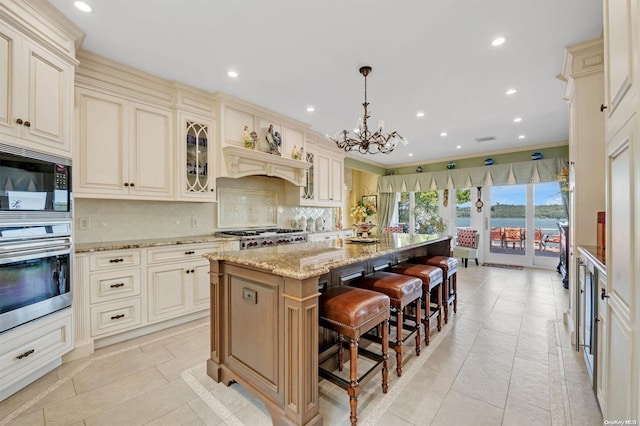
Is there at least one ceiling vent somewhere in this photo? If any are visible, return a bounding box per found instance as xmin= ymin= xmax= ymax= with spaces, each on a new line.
xmin=474 ymin=136 xmax=496 ymax=143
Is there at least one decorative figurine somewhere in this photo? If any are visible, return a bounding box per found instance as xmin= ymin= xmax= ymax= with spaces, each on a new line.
xmin=531 ymin=152 xmax=543 ymax=160
xmin=484 ymin=158 xmax=494 ymax=166
xmin=243 ymin=125 xmax=256 ymax=150
xmin=292 ymin=145 xmax=304 ymax=160
xmin=447 ymin=161 xmax=456 ymax=169
xmin=266 ymin=124 xmax=282 ymax=155
xmin=416 ymin=165 xmax=423 ymax=173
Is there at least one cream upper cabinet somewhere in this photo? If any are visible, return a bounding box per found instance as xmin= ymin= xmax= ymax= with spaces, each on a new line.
xmin=74 ymin=88 xmax=174 ymax=200
xmin=178 ymin=112 xmax=216 ymax=201
xmin=603 ymin=0 xmax=638 ymax=135
xmin=315 ymin=149 xmax=343 ymax=206
xmin=0 ymin=20 xmax=74 ymax=158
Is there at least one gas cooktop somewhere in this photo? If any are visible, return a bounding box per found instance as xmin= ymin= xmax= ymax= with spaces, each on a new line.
xmin=219 ymin=228 xmax=304 ymax=237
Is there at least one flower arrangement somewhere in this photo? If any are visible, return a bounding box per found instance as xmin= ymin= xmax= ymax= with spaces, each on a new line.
xmin=351 ymin=199 xmax=377 ymax=223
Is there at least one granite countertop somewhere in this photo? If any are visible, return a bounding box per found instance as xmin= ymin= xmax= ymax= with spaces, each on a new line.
xmin=205 ymin=233 xmax=447 ymax=280
xmin=75 ymin=234 xmax=239 ymax=253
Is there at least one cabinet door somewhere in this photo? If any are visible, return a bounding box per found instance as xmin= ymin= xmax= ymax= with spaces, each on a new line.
xmin=22 ymin=39 xmax=73 ymax=155
xmin=147 ymin=264 xmax=189 ymax=322
xmin=191 ymin=261 xmax=210 ymax=308
xmin=596 ymin=272 xmax=607 ymax=412
xmin=330 ymin=156 xmax=343 ymax=203
xmin=129 ymin=103 xmax=173 ymax=198
xmin=179 ymin=113 xmax=215 ymax=201
xmin=603 ymin=0 xmax=637 ymax=126
xmin=75 ymin=89 xmax=129 ymax=197
xmin=605 ymin=115 xmax=636 ymax=420
xmin=316 ymin=153 xmax=331 ymax=203
xmin=0 ymin=21 xmax=21 ymax=139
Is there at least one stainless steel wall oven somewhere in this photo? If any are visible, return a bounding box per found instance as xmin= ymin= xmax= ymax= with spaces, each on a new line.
xmin=0 ymin=222 xmax=72 ymax=333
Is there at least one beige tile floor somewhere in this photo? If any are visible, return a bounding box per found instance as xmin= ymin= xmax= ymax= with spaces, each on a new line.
xmin=0 ymin=265 xmax=603 ymax=425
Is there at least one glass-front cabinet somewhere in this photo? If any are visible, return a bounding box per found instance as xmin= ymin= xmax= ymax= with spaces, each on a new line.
xmin=179 ymin=113 xmax=215 ymax=200
xmin=302 ymin=151 xmax=315 ymax=202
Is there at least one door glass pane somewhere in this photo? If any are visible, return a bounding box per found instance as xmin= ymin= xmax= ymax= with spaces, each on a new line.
xmin=534 ymin=182 xmax=568 ymax=258
xmin=489 ymin=185 xmax=526 ymax=256
xmin=456 ymin=188 xmax=471 ymax=230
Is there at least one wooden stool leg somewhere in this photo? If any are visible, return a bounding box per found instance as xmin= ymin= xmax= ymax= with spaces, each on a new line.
xmin=443 ymin=279 xmax=450 ymax=324
xmin=395 ymin=308 xmax=403 ymax=377
xmin=414 ymin=297 xmax=421 ymax=355
xmin=423 ymin=290 xmax=430 ymax=346
xmin=381 ymin=319 xmax=389 ymax=393
xmin=347 ymin=339 xmax=360 ymax=426
xmin=452 ymin=273 xmax=458 ymax=314
xmin=338 ymin=334 xmax=345 ymax=371
xmin=436 ymin=284 xmax=442 ymax=331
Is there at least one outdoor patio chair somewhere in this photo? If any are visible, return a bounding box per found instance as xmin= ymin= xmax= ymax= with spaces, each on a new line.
xmin=503 ymin=227 xmax=524 ymax=249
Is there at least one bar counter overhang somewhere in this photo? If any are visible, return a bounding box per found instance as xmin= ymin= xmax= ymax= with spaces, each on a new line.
xmin=205 ymin=233 xmax=451 ymax=425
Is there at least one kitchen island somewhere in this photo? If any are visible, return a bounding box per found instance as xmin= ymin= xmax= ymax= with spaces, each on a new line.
xmin=205 ymin=233 xmax=451 ymax=425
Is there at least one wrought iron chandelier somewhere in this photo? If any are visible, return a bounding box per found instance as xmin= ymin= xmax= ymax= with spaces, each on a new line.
xmin=331 ymin=66 xmax=408 ymax=154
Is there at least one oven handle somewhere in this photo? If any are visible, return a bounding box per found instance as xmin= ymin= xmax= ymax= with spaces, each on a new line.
xmin=0 ymin=244 xmax=72 ymax=265
xmin=0 ymin=238 xmax=71 ymax=253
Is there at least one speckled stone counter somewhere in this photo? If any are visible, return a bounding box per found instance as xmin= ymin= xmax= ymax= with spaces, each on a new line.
xmin=75 ymin=235 xmax=239 ymax=253
xmin=206 ymin=233 xmax=450 ymax=425
xmin=205 ymin=233 xmax=447 ymax=280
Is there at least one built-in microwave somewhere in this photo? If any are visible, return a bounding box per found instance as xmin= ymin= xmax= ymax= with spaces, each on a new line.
xmin=0 ymin=143 xmax=71 ymax=220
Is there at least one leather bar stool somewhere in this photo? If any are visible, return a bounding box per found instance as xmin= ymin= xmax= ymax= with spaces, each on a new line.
xmin=351 ymin=271 xmax=422 ymax=376
xmin=319 ymin=286 xmax=390 ymax=426
xmin=410 ymin=256 xmax=458 ymax=324
xmin=387 ymin=263 xmax=443 ymax=346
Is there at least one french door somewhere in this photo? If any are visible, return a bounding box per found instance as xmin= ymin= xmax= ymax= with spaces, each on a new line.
xmin=483 ymin=183 xmax=564 ymax=269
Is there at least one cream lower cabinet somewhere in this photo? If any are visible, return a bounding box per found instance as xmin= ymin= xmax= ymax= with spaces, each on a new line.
xmin=146 ymin=242 xmax=224 ymax=323
xmin=0 ymin=16 xmax=76 ymax=158
xmin=73 ymin=240 xmax=236 ymax=357
xmin=87 ymin=249 xmax=143 ymax=338
xmin=74 ymin=88 xmax=174 ymax=200
xmin=0 ymin=309 xmax=73 ymax=401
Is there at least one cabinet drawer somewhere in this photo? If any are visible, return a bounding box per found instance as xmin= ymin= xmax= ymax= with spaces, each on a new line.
xmin=0 ymin=311 xmax=72 ymax=382
xmin=90 ymin=250 xmax=141 ymax=271
xmin=147 ymin=243 xmax=221 ymax=264
xmin=90 ymin=268 xmax=141 ymax=304
xmin=90 ymin=298 xmax=142 ymax=337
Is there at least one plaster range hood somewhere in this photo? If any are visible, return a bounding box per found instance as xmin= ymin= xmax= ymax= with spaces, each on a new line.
xmin=222 ymin=146 xmax=312 ymax=186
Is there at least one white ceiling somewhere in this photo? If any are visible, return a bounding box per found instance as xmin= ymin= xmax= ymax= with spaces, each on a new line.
xmin=49 ymin=0 xmax=603 ymax=167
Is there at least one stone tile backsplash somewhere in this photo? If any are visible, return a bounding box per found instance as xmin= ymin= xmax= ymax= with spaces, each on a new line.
xmin=74 ymin=197 xmax=338 ymax=244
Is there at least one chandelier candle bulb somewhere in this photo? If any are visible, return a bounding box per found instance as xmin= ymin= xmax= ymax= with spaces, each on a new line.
xmin=378 ymin=120 xmax=384 ymax=131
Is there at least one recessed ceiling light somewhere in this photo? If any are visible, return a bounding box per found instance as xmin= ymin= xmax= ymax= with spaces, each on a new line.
xmin=513 ymin=117 xmax=522 ymax=123
xmin=440 ymin=132 xmax=448 ymax=137
xmin=306 ymin=106 xmax=315 ymax=112
xmin=456 ymin=145 xmax=462 ymax=149
xmin=518 ymin=135 xmax=526 ymax=139
xmin=74 ymin=1 xmax=92 ymax=12
xmin=416 ymin=112 xmax=425 ymax=117
xmin=227 ymin=71 xmax=238 ymax=78
xmin=506 ymin=88 xmax=517 ymax=95
xmin=408 ymin=153 xmax=414 ymax=157
xmin=491 ymin=37 xmax=506 ymax=46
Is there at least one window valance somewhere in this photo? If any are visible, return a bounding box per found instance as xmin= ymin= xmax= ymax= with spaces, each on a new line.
xmin=377 ymin=157 xmax=567 ymax=193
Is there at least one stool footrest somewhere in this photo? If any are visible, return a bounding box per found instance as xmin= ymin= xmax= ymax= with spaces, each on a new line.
xmin=319 ymin=345 xmax=385 ymax=390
